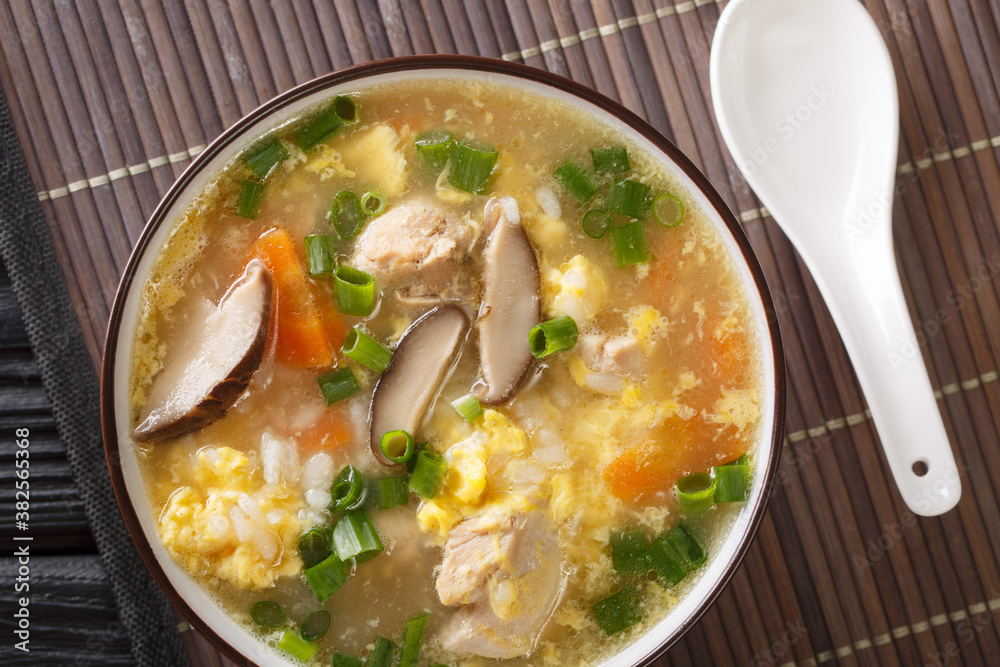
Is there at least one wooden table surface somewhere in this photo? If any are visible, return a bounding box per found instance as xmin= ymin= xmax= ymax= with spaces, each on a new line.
xmin=2 ymin=1 xmax=1000 ymax=666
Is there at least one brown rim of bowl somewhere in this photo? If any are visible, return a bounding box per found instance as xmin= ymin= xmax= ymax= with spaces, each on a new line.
xmin=100 ymin=54 xmax=786 ymax=667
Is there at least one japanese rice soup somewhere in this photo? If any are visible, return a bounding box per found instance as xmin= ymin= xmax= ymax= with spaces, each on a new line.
xmin=129 ymin=77 xmax=763 ymax=665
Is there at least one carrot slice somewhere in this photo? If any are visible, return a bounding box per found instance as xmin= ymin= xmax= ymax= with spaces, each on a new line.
xmin=603 ymin=443 xmax=674 ymax=503
xmin=318 ymin=297 xmax=348 ymax=358
xmin=253 ymin=228 xmax=342 ymax=368
xmin=297 ymin=407 xmax=354 ymax=453
xmin=603 ymin=416 xmax=745 ymax=505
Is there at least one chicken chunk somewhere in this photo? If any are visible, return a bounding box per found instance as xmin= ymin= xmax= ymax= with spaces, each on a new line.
xmin=572 ymin=333 xmax=645 ymax=396
xmin=437 ymin=510 xmax=563 ymax=659
xmin=578 ymin=333 xmax=644 ymax=376
xmin=350 ymin=199 xmax=479 ymax=303
xmin=437 ymin=510 xmax=534 ymax=605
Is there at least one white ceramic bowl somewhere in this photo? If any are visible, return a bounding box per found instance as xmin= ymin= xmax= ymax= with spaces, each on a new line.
xmin=101 ymin=56 xmax=786 ymax=667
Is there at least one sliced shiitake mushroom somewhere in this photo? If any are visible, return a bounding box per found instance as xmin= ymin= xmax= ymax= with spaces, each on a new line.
xmin=475 ymin=198 xmax=541 ymax=405
xmin=369 ymin=305 xmax=470 ymax=465
xmin=132 ymin=261 xmax=273 ymax=443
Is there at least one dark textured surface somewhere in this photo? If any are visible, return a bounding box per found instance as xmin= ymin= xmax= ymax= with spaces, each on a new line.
xmin=0 ymin=258 xmax=93 ymax=551
xmin=0 ymin=1 xmax=999 ymax=666
xmin=0 ymin=555 xmax=134 ymax=666
xmin=0 ymin=82 xmax=186 ymax=667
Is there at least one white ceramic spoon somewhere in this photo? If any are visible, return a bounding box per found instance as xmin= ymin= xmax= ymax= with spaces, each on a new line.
xmin=710 ymin=0 xmax=960 ymax=515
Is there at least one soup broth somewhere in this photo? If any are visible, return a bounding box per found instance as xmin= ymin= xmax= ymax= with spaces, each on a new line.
xmin=129 ymin=77 xmax=763 ymax=666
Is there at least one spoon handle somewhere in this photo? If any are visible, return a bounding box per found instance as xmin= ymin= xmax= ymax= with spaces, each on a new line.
xmin=808 ymin=228 xmax=961 ymax=516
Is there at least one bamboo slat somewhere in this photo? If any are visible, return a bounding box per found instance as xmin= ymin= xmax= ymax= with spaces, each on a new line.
xmin=1 ymin=1 xmax=999 ymax=665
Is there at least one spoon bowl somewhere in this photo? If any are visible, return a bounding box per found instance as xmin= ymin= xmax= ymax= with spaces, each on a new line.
xmin=711 ymin=0 xmax=961 ymax=515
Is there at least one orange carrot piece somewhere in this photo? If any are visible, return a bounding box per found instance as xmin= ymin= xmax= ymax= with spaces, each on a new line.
xmin=603 ymin=443 xmax=673 ymax=503
xmin=253 ymin=228 xmax=342 ymax=369
xmin=297 ymin=407 xmax=354 ymax=453
xmin=602 ymin=416 xmax=745 ymax=505
xmin=318 ymin=297 xmax=348 ymax=357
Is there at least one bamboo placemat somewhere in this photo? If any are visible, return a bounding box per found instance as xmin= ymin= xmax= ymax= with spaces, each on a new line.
xmin=2 ymin=1 xmax=999 ymax=665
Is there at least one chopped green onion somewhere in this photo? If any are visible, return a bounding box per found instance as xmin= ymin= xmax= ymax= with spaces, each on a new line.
xmin=415 ymin=128 xmax=454 ymax=172
xmin=342 ymin=328 xmax=392 ymax=372
xmin=610 ymin=220 xmax=652 ymax=267
xmin=591 ymin=146 xmax=631 ymax=175
xmin=298 ymin=528 xmax=332 ymax=569
xmin=333 ymin=266 xmax=375 ymax=316
xmin=675 ymin=472 xmax=717 ymax=514
xmin=332 ymin=654 xmax=363 ymax=667
xmin=406 ymin=442 xmax=427 ymax=474
xmin=376 ymin=477 xmax=409 ymax=510
xmin=304 ymin=234 xmax=335 ymax=277
xmin=592 ymin=586 xmax=643 ymax=635
xmin=367 ymin=636 xmax=398 ymax=667
xmin=529 ymin=315 xmax=579 ymax=359
xmin=329 ymin=465 xmax=366 ymax=512
xmin=250 ymin=600 xmax=284 ymax=627
xmin=610 ymin=531 xmax=649 ymax=576
xmin=450 ymin=393 xmax=483 ymax=423
xmin=360 ymin=190 xmax=388 ymax=216
xmin=398 ymin=612 xmax=430 ymax=667
xmin=553 ymin=158 xmax=599 ymax=203
xmin=408 ymin=450 xmax=447 ymax=499
xmin=300 ymin=609 xmax=331 ymax=641
xmin=714 ymin=454 xmax=750 ymax=503
xmin=582 ymin=209 xmax=611 ymax=239
xmin=318 ymin=366 xmax=360 ymax=406
xmin=331 ymin=511 xmax=384 ymax=561
xmin=295 ymin=105 xmax=344 ymax=152
xmin=606 ymin=178 xmax=653 ymax=218
xmin=666 ymin=521 xmax=707 ymax=570
xmin=332 ymin=190 xmax=364 ymax=239
xmin=448 ymin=139 xmax=498 ymax=194
xmin=647 ymin=533 xmax=689 ymax=586
xmin=303 ymin=553 xmax=348 ymax=601
xmin=244 ymin=137 xmax=289 ymax=179
xmin=380 ymin=429 xmax=415 ymax=464
xmin=334 ymin=95 xmax=358 ymax=123
xmin=277 ymin=629 xmax=317 ymax=661
xmin=653 ymin=193 xmax=685 ymax=228
xmin=235 ymin=180 xmax=265 ymax=219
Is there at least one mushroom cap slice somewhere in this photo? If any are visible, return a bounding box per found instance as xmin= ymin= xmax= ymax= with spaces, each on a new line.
xmin=369 ymin=305 xmax=471 ymax=465
xmin=132 ymin=261 xmax=273 ymax=443
xmin=475 ymin=198 xmax=541 ymax=405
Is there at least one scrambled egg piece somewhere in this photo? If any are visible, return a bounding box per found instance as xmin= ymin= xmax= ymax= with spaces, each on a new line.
xmin=434 ymin=168 xmax=475 ymax=204
xmin=523 ymin=212 xmax=568 ymax=251
xmin=542 ymin=255 xmax=608 ymax=324
xmin=714 ymin=313 xmax=742 ymax=341
xmin=705 ymin=387 xmax=761 ymax=435
xmin=692 ymin=300 xmax=707 ymax=340
xmin=446 ymin=435 xmax=489 ymax=505
xmin=158 ymin=447 xmax=307 ymax=590
xmin=625 ymin=305 xmax=669 ymax=355
xmin=549 ymin=474 xmax=575 ymax=527
xmin=303 ymin=143 xmax=355 ymax=181
xmin=386 ymin=313 xmax=413 ymax=343
xmin=339 ymin=123 xmax=407 ymax=196
xmin=678 ymin=370 xmax=700 ymax=393
xmin=417 ymin=410 xmax=530 ymax=543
